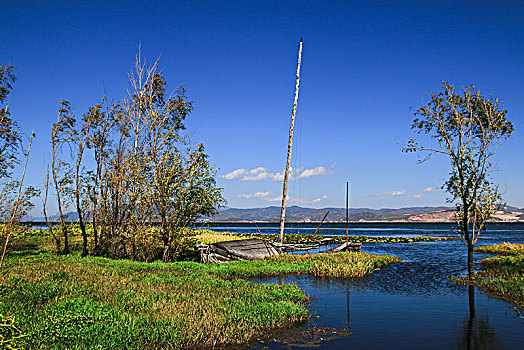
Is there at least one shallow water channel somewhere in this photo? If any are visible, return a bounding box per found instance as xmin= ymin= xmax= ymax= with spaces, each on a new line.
xmin=206 ymin=223 xmax=524 ymax=349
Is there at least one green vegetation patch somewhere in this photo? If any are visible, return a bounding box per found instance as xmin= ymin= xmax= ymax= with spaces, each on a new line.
xmin=211 ymin=252 xmax=401 ymax=278
xmin=196 ymin=230 xmax=455 ymax=244
xmin=454 ymin=242 xmax=524 ymax=312
xmin=0 ymin=253 xmax=308 ymax=349
xmin=0 ymin=249 xmax=400 ymax=349
xmin=475 ymin=242 xmax=524 ymax=257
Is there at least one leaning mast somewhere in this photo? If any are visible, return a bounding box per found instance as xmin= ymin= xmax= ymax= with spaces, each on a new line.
xmin=279 ymin=38 xmax=303 ymax=245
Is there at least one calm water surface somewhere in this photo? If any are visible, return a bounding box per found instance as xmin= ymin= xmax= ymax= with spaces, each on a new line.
xmin=205 ymin=223 xmax=524 ymax=349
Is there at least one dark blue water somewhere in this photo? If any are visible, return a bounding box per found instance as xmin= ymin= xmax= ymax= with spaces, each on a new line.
xmin=204 ymin=223 xmax=524 ymax=349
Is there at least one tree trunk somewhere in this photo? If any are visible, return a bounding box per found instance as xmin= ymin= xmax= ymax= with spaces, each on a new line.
xmin=62 ymin=222 xmax=70 ymax=255
xmin=467 ymin=242 xmax=475 ymax=280
xmin=77 ymin=202 xmax=88 ymax=257
xmin=54 ymin=236 xmax=61 ymax=254
xmin=162 ymin=244 xmax=171 ymax=263
xmin=92 ymin=217 xmax=99 ymax=255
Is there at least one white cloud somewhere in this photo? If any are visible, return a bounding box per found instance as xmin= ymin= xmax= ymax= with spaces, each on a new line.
xmin=391 ymin=190 xmax=406 ymax=196
xmin=222 ymin=165 xmax=335 ymax=182
xmin=407 ymin=187 xmax=440 ymax=198
xmin=220 ymin=168 xmax=248 ymax=180
xmin=242 ymin=168 xmax=274 ymax=181
xmin=422 ymin=187 xmax=439 ymax=192
xmin=272 ymin=173 xmax=284 ymax=182
xmin=309 ymin=195 xmax=329 ymax=203
xmin=297 ymin=165 xmax=335 ymax=179
xmin=375 ymin=189 xmax=406 ymax=197
xmin=237 ymin=191 xmax=328 ymax=204
xmin=261 ymin=195 xmax=328 ymax=204
xmin=262 ymin=195 xmax=283 ymax=202
xmin=238 ymin=191 xmax=270 ymax=199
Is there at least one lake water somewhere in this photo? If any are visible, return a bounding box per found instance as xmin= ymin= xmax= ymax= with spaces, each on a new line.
xmin=202 ymin=223 xmax=524 ymax=349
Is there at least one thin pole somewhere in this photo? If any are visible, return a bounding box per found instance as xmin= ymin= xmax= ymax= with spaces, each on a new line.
xmin=279 ymin=38 xmax=303 ymax=245
xmin=346 ymin=181 xmax=349 ymax=252
xmin=312 ymin=210 xmax=330 ymax=239
xmin=253 ymin=221 xmax=263 ymax=235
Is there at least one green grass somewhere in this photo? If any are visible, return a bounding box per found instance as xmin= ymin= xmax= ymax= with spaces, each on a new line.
xmin=1 ymin=253 xmax=309 ymax=349
xmin=454 ymin=242 xmax=524 ymax=312
xmin=195 ymin=230 xmax=455 ymax=244
xmin=0 ymin=230 xmax=401 ymax=349
xmin=475 ymin=242 xmax=524 ymax=257
xmin=211 ymin=252 xmax=401 ymax=278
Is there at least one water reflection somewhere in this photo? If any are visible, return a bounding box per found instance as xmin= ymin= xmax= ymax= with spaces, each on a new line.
xmin=248 ymin=227 xmax=524 ymax=349
xmin=458 ymin=286 xmax=504 ymax=350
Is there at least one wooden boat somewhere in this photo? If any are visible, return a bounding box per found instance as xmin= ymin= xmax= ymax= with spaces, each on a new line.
xmin=331 ymin=241 xmax=362 ymax=252
xmin=197 ymin=239 xmax=278 ymax=263
xmin=197 ymin=237 xmax=336 ymax=263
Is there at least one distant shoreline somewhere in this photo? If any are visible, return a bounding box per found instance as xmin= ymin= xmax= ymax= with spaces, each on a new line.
xmin=199 ymin=221 xmax=524 ymax=227
xmin=23 ymin=220 xmax=524 ymax=228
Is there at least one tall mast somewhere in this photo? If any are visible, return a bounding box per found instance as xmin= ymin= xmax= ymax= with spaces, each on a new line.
xmin=346 ymin=181 xmax=349 ymax=251
xmin=279 ymin=38 xmax=303 ymax=245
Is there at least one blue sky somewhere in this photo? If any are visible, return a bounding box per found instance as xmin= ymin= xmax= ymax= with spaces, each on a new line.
xmin=3 ymin=0 xmax=523 ymax=212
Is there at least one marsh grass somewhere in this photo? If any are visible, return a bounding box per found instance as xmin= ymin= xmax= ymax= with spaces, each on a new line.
xmin=1 ymin=253 xmax=309 ymax=349
xmin=453 ymin=242 xmax=524 ymax=312
xmin=193 ymin=229 xmax=246 ymax=245
xmin=212 ymin=252 xmax=401 ymax=278
xmin=475 ymin=242 xmax=524 ymax=256
xmin=195 ymin=230 xmax=454 ymax=245
xmin=1 ymin=230 xmax=401 ymax=349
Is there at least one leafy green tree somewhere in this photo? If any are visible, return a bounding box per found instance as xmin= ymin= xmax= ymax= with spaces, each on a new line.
xmin=122 ymin=54 xmax=225 ymax=261
xmin=404 ymin=81 xmax=513 ymax=279
xmin=0 ymin=65 xmax=20 ymax=178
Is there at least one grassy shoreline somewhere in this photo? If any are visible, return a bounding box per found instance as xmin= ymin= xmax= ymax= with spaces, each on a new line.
xmin=453 ymin=243 xmax=524 ymax=312
xmin=0 ymin=230 xmax=400 ymax=349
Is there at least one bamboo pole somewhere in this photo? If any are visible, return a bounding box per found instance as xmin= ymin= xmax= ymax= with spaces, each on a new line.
xmin=279 ymin=38 xmax=303 ymax=246
xmin=346 ymin=181 xmax=349 ymax=252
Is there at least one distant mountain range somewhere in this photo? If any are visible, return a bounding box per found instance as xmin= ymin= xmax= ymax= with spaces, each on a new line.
xmin=26 ymin=205 xmax=524 ymax=223
xmin=203 ymin=205 xmax=524 ymax=222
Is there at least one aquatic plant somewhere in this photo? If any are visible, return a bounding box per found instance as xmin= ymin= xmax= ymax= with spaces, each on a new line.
xmin=198 ymin=231 xmax=455 ymax=244
xmin=454 ymin=242 xmax=524 ymax=312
